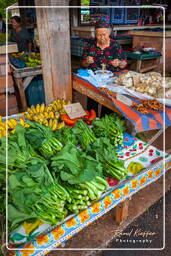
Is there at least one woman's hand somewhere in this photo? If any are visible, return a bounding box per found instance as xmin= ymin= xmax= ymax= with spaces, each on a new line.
xmin=110 ymin=59 xmax=127 ymax=69
xmin=86 ymin=56 xmax=94 ymax=64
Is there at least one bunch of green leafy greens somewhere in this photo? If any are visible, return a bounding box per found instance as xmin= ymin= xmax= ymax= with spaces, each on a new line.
xmin=92 ymin=113 xmax=126 ymax=147
xmin=51 ymin=143 xmax=103 ymax=184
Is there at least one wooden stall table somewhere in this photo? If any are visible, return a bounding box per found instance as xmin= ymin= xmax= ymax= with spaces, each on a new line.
xmin=126 ymin=51 xmax=162 ymax=73
xmin=72 ymin=73 xmax=171 ymax=137
xmin=73 ymin=76 xmax=121 ymax=115
xmin=10 ymin=64 xmax=42 ymax=111
xmin=128 ymin=30 xmax=171 ymax=72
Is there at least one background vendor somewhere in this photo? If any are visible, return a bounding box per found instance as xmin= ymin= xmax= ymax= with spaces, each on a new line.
xmin=81 ymin=22 xmax=127 ymax=72
xmin=10 ymin=16 xmax=32 ymax=52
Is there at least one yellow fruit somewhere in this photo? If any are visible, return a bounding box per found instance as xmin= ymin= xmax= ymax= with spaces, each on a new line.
xmin=31 ymin=105 xmax=37 ymax=114
xmin=60 ymin=109 xmax=66 ymax=114
xmin=40 ymin=103 xmax=45 ymax=113
xmin=49 ymin=111 xmax=55 ymax=119
xmin=11 ymin=129 xmax=16 ymax=134
xmin=52 ymin=104 xmax=57 ymax=111
xmin=2 ymin=130 xmax=6 ymax=136
xmin=48 ymin=119 xmax=53 ymax=127
xmin=27 ymin=107 xmax=33 ymax=114
xmin=46 ymin=106 xmax=52 ymax=112
xmin=43 ymin=112 xmax=48 ymax=118
xmin=0 ymin=116 xmax=2 ymax=122
xmin=55 ymin=113 xmax=60 ymax=119
xmin=0 ymin=122 xmax=5 ymax=129
xmin=52 ymin=119 xmax=58 ymax=131
xmin=33 ymin=116 xmax=38 ymax=122
xmin=7 ymin=120 xmax=14 ymax=129
xmin=36 ymin=104 xmax=40 ymax=113
xmin=24 ymin=124 xmax=30 ymax=128
xmin=25 ymin=114 xmax=32 ymax=120
xmin=10 ymin=119 xmax=18 ymax=126
xmin=57 ymin=121 xmax=65 ymax=129
xmin=43 ymin=120 xmax=48 ymax=126
xmin=19 ymin=118 xmax=25 ymax=127
xmin=127 ymin=162 xmax=144 ymax=175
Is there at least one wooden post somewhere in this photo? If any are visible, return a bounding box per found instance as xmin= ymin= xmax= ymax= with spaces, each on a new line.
xmin=114 ymin=199 xmax=129 ymax=224
xmin=35 ymin=0 xmax=72 ymax=105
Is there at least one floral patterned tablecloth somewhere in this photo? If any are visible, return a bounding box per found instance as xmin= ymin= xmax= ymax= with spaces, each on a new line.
xmin=8 ymin=132 xmax=170 ymax=256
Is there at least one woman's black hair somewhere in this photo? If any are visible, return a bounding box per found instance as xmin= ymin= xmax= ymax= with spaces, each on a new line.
xmin=0 ymin=13 xmax=2 ymax=19
xmin=11 ymin=15 xmax=21 ymax=24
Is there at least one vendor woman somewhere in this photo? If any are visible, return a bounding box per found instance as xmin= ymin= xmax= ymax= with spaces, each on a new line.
xmin=10 ymin=16 xmax=32 ymax=52
xmin=81 ymin=22 xmax=127 ymax=71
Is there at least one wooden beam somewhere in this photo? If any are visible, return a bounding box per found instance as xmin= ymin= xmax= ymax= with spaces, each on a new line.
xmin=35 ymin=0 xmax=72 ymax=105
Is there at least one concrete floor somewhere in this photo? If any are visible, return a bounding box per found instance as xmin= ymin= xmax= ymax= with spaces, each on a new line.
xmin=47 ymin=126 xmax=171 ymax=256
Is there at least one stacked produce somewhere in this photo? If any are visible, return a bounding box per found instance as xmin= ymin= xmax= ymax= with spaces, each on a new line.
xmin=87 ymin=137 xmax=128 ymax=180
xmin=25 ymin=99 xmax=70 ymax=130
xmin=92 ymin=114 xmax=126 ymax=147
xmin=0 ymin=113 xmax=129 ymax=239
xmin=0 ymin=116 xmax=29 ymax=138
xmin=115 ymin=71 xmax=171 ymax=99
xmin=10 ymin=52 xmax=41 ymax=68
xmin=72 ymin=120 xmax=97 ymax=150
xmin=23 ymin=52 xmax=41 ymax=67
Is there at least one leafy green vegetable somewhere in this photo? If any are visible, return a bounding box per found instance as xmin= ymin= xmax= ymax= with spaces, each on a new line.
xmin=51 ymin=143 xmax=103 ymax=184
xmin=93 ymin=114 xmax=126 ymax=146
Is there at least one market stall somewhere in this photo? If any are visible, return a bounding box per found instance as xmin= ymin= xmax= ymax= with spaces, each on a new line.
xmin=1 ymin=109 xmax=170 ymax=255
xmin=1 ymin=0 xmax=171 ymax=255
xmin=73 ymin=70 xmax=171 ymax=133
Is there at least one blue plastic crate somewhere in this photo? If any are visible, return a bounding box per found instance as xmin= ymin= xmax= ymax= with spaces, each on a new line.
xmin=25 ymin=75 xmax=45 ymax=107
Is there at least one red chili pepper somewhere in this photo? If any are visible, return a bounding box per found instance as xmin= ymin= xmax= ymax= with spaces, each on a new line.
xmin=84 ymin=110 xmax=90 ymax=120
xmin=85 ymin=120 xmax=91 ymax=125
xmin=87 ymin=109 xmax=96 ymax=124
xmin=60 ymin=114 xmax=75 ymax=126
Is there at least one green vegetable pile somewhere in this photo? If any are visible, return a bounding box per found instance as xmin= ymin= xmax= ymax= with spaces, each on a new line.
xmin=92 ymin=114 xmax=126 ymax=147
xmin=0 ymin=113 xmax=128 ymax=238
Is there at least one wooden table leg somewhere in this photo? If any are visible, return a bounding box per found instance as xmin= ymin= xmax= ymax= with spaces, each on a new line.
xmin=136 ymin=60 xmax=142 ymax=72
xmin=114 ymin=199 xmax=129 ymax=224
xmin=14 ymin=77 xmax=27 ymax=111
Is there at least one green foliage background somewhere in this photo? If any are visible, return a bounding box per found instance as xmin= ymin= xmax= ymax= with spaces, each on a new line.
xmin=81 ymin=0 xmax=90 ymax=6
xmin=0 ymin=0 xmax=17 ymax=18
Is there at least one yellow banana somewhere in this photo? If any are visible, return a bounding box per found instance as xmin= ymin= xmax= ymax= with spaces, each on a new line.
xmin=10 ymin=119 xmax=18 ymax=126
xmin=40 ymin=103 xmax=45 ymax=113
xmin=49 ymin=111 xmax=55 ymax=119
xmin=52 ymin=119 xmax=58 ymax=131
xmin=57 ymin=121 xmax=65 ymax=129
xmin=48 ymin=119 xmax=53 ymax=127
xmin=19 ymin=118 xmax=25 ymax=127
xmin=25 ymin=114 xmax=32 ymax=120
xmin=31 ymin=105 xmax=37 ymax=114
xmin=36 ymin=104 xmax=40 ymax=113
xmin=52 ymin=104 xmax=57 ymax=111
